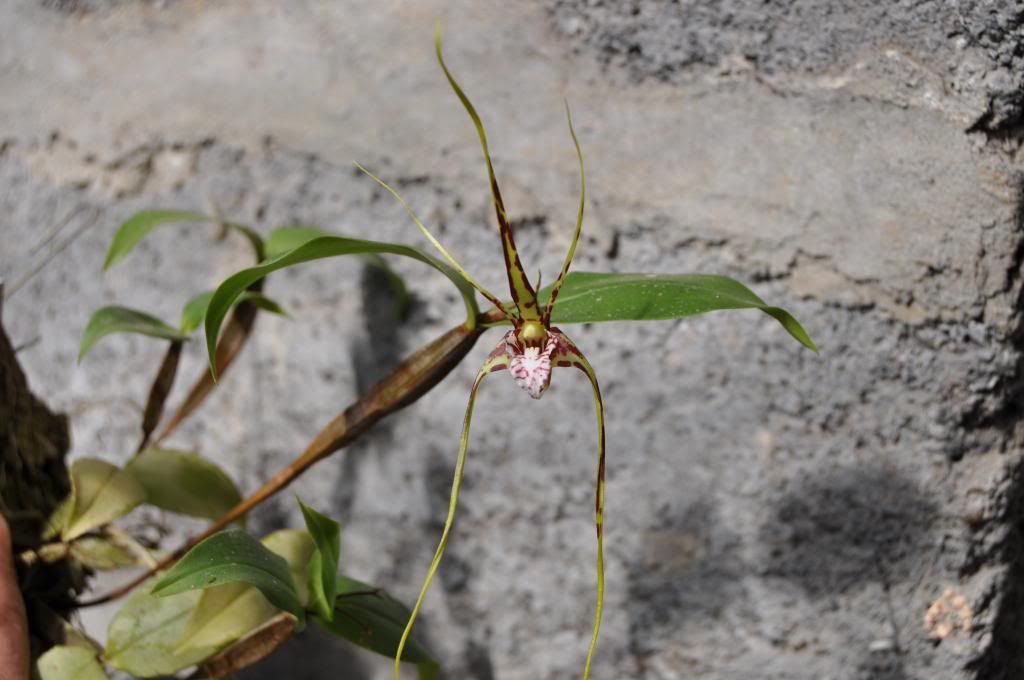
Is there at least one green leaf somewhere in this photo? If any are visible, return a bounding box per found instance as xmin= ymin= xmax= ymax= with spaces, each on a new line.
xmin=297 ymin=499 xmax=341 ymax=621
xmin=205 ymin=234 xmax=479 ymax=376
xmin=264 ymin=226 xmax=332 ymax=260
xmin=151 ymin=530 xmax=303 ymax=619
xmin=175 ymin=530 xmax=313 ymax=654
xmin=315 ymin=576 xmax=435 ymax=666
xmin=37 ymin=645 xmax=109 ymax=680
xmin=239 ymin=291 xmax=288 ymax=317
xmin=103 ymin=210 xmax=264 ymax=269
xmin=79 ymin=306 xmax=189 ymax=361
xmin=179 ymin=291 xmax=215 ymax=334
xmin=62 ymin=458 xmax=146 ymax=541
xmin=180 ymin=290 xmax=287 ymax=335
xmin=266 ymin=227 xmax=409 ymax=317
xmin=105 ymin=581 xmax=213 ymax=676
xmin=534 ymin=272 xmax=817 ymax=351
xmin=125 ymin=448 xmax=242 ymax=522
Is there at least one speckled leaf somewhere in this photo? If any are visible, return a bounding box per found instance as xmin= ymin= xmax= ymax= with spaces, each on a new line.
xmin=205 ymin=235 xmax=479 ymax=376
xmin=103 ymin=210 xmax=263 ymax=269
xmin=533 ymin=271 xmax=817 ymax=351
xmin=105 ymin=582 xmax=213 ymax=677
xmin=62 ymin=458 xmax=146 ymax=541
xmin=175 ymin=530 xmax=314 ymax=654
xmin=125 ymin=448 xmax=242 ymax=521
xmin=79 ymin=306 xmax=189 ymax=361
xmin=37 ymin=645 xmax=108 ymax=680
xmin=151 ymin=530 xmax=303 ymax=618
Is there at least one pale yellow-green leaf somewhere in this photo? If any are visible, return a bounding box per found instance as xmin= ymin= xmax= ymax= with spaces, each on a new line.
xmin=61 ymin=622 xmax=103 ymax=654
xmin=174 ymin=529 xmax=315 ymax=656
xmin=62 ymin=459 xmax=146 ymax=541
xmin=125 ymin=448 xmax=242 ymax=521
xmin=105 ymin=582 xmax=214 ymax=677
xmin=37 ymin=645 xmax=109 ymax=680
xmin=261 ymin=529 xmax=316 ymax=607
xmin=69 ymin=536 xmax=139 ymax=570
xmin=176 ymin=583 xmax=278 ymax=654
xmin=42 ymin=495 xmax=72 ymax=540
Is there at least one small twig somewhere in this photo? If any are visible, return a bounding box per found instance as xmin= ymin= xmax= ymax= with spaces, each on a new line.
xmin=27 ymin=204 xmax=87 ymax=257
xmin=136 ymin=340 xmax=183 ymax=455
xmin=4 ymin=207 xmax=101 ymax=300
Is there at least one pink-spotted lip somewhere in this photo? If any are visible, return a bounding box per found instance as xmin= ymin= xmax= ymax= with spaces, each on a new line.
xmin=503 ymin=329 xmax=563 ymax=399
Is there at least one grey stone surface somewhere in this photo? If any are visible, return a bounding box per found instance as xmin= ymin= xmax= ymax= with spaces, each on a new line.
xmin=1 ymin=1 xmax=1022 ymax=679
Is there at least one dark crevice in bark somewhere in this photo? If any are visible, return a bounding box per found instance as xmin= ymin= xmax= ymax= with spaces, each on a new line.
xmin=0 ymin=287 xmax=78 ymax=658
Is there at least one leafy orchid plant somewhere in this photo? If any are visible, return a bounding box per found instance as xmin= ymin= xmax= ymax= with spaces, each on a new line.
xmin=358 ymin=29 xmax=814 ymax=679
xmin=29 ymin=25 xmax=815 ymax=680
xmin=356 ymin=31 xmax=612 ymax=679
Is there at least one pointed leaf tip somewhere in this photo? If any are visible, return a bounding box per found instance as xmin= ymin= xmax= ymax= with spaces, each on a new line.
xmin=535 ymin=272 xmax=817 ymax=352
xmin=79 ymin=306 xmax=188 ymax=362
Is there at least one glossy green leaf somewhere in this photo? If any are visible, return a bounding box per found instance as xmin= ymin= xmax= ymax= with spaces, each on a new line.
xmin=125 ymin=448 xmax=243 ymax=521
xmin=105 ymin=581 xmax=213 ymax=677
xmin=298 ymin=499 xmax=341 ymax=621
xmin=37 ymin=645 xmax=109 ymax=680
xmin=180 ymin=290 xmax=287 ymax=335
xmin=176 ymin=530 xmax=314 ymax=654
xmin=205 ymin=235 xmax=479 ymax=376
xmin=151 ymin=530 xmax=303 ymax=618
xmin=103 ymin=210 xmax=263 ymax=269
xmin=316 ymin=576 xmax=435 ymax=666
xmin=79 ymin=306 xmax=188 ymax=361
xmin=529 ymin=272 xmax=817 ymax=351
xmin=62 ymin=458 xmax=146 ymax=541
xmin=69 ymin=536 xmax=140 ymax=570
xmin=266 ymin=227 xmax=410 ymax=317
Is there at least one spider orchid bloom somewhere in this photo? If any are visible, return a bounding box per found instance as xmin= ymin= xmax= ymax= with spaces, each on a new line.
xmin=358 ymin=27 xmax=607 ymax=680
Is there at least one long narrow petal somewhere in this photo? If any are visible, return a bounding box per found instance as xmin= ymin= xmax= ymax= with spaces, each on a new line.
xmin=543 ymin=103 xmax=586 ymax=326
xmin=552 ymin=333 xmax=605 ymax=680
xmin=394 ymin=348 xmax=510 ymax=679
xmin=434 ymin=24 xmax=540 ymax=319
xmin=354 ymin=162 xmax=510 ymax=315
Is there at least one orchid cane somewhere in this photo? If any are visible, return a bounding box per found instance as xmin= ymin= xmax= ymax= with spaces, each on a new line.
xmin=358 ymin=26 xmax=606 ymax=680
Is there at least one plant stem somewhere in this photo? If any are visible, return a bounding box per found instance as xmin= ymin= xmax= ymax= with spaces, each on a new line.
xmin=78 ymin=311 xmax=501 ymax=607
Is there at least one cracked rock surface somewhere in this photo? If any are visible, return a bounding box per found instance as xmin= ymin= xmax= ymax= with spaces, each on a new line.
xmin=1 ymin=1 xmax=1022 ymax=678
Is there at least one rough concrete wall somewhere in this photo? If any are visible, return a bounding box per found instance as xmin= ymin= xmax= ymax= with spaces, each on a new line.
xmin=1 ymin=1 xmax=1022 ymax=679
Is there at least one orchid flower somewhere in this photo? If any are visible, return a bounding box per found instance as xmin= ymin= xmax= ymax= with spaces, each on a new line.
xmin=358 ymin=27 xmax=607 ymax=680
